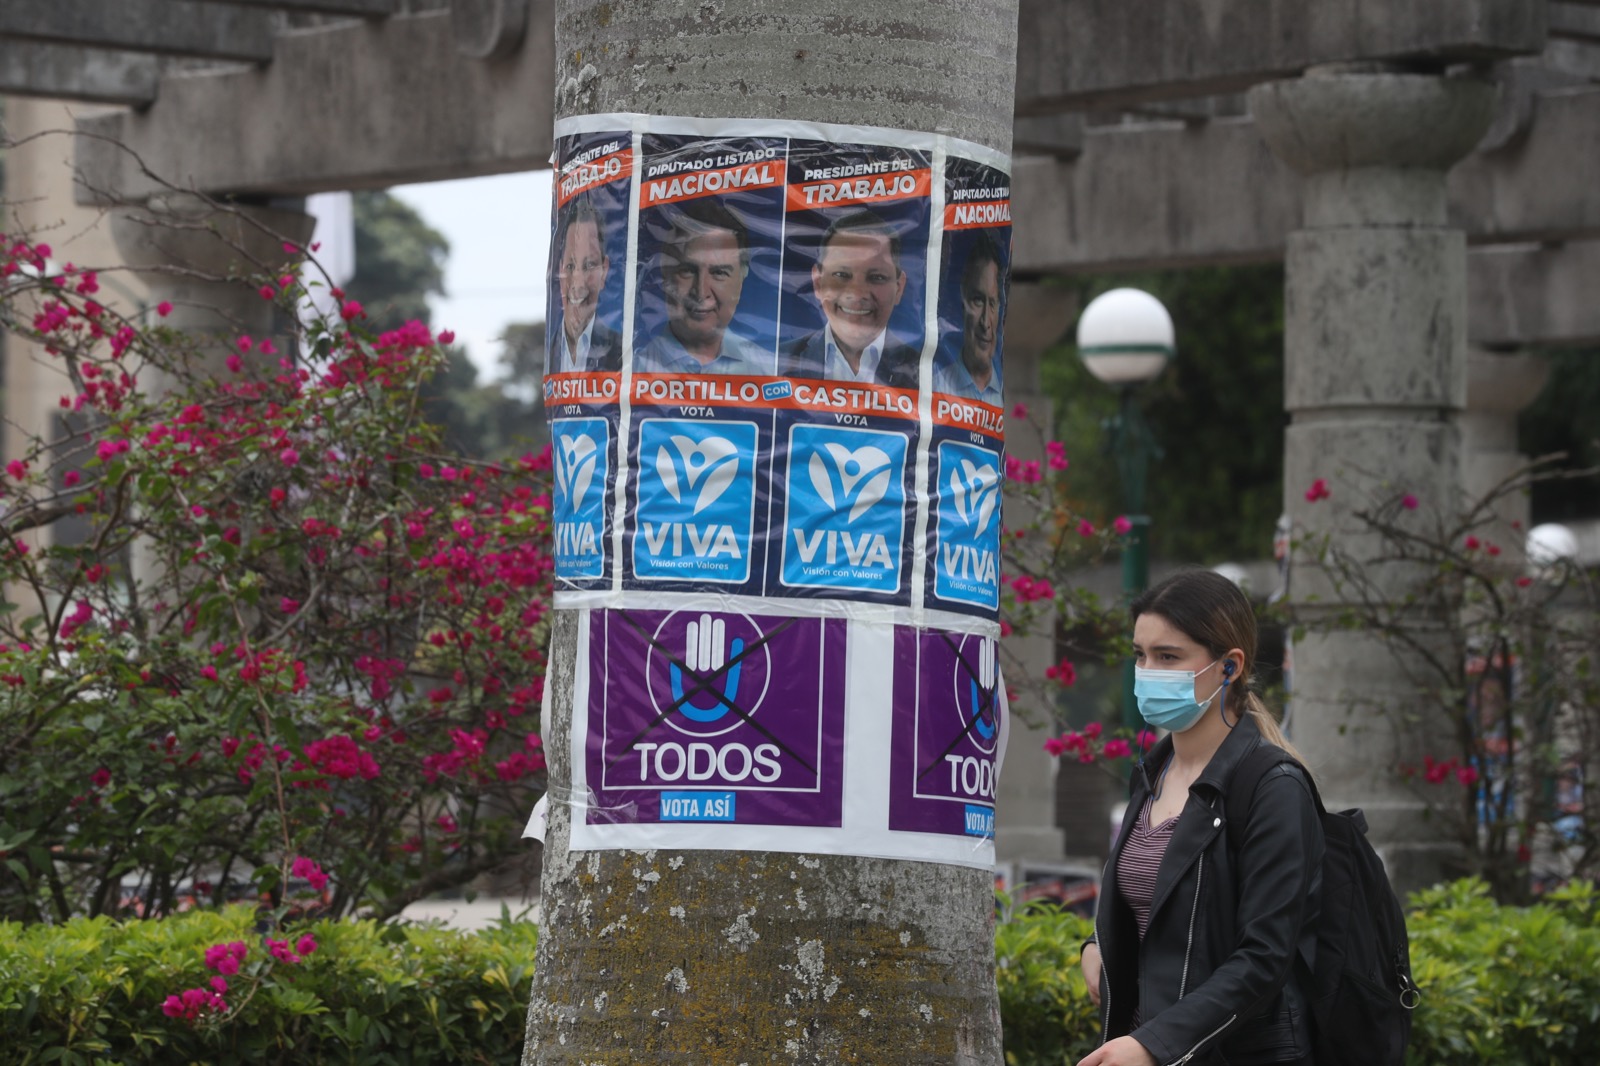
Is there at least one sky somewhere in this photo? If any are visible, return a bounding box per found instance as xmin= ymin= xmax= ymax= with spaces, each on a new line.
xmin=391 ymin=171 xmax=554 ymax=382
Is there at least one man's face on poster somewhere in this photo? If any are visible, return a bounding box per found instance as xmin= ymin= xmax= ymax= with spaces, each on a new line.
xmin=961 ymin=259 xmax=1001 ymax=372
xmin=811 ymin=229 xmax=907 ymax=356
xmin=558 ymin=219 xmax=608 ymax=344
xmin=661 ymin=227 xmax=745 ymax=351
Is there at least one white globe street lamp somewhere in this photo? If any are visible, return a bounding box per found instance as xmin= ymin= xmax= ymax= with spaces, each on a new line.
xmin=1076 ymin=287 xmax=1175 ymax=388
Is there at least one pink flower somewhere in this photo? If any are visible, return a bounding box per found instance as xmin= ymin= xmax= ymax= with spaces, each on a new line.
xmin=1083 ymin=722 xmax=1102 ymax=740
xmin=90 ymin=767 xmax=111 ymax=788
xmin=1135 ymin=730 xmax=1158 ymax=750
xmin=1044 ymin=659 xmax=1077 ymax=687
xmin=339 ymin=299 xmax=364 ymax=322
xmin=1012 ymin=403 xmax=1028 ymax=419
xmin=279 ymin=447 xmax=300 ymax=466
xmin=156 ymin=301 xmax=173 ymax=317
xmin=226 ymin=354 xmax=243 ymax=374
xmin=1486 ymin=543 xmax=1502 ymax=557
xmin=258 ymin=285 xmax=275 ymax=301
xmin=1456 ymin=766 xmax=1480 ymax=787
xmin=1113 ymin=515 xmax=1133 ymax=535
xmin=1463 ymin=535 xmax=1481 ymax=551
xmin=1077 ymin=519 xmax=1095 ymax=537
xmin=1515 ymin=576 xmax=1533 ymax=588
xmin=280 ymin=597 xmax=301 ymax=614
xmin=295 ymin=934 xmax=317 ymax=957
xmin=200 ymin=665 xmax=218 ymax=681
xmin=211 ymin=976 xmax=228 ymax=994
xmin=64 ymin=470 xmax=81 ymax=487
xmin=1043 ymin=736 xmax=1067 ymax=757
xmin=1401 ymin=493 xmax=1419 ymax=511
xmin=1304 ymin=478 xmax=1331 ymax=502
xmin=1046 ymin=440 xmax=1069 ymax=471
xmin=438 ymin=330 xmax=456 ymax=345
xmin=1102 ymin=739 xmax=1132 ymax=759
xmin=290 ymin=855 xmax=329 ymax=891
xmin=6 ymin=459 xmax=28 ymax=480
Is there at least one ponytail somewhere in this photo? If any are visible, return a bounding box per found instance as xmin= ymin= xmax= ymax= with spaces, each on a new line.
xmin=1237 ymin=688 xmax=1309 ymax=772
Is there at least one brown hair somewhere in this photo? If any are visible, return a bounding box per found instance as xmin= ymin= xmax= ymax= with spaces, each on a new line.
xmin=1130 ymin=569 xmax=1306 ymax=765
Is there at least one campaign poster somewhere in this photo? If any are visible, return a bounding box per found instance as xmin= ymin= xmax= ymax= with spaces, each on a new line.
xmin=547 ymin=130 xmax=631 ymax=594
xmin=580 ymin=608 xmax=846 ymax=837
xmin=632 ymin=133 xmax=785 ymax=376
xmin=765 ymin=140 xmax=932 ymax=605
xmin=888 ymin=626 xmax=1003 ymax=840
xmin=926 ymin=156 xmax=1011 ymax=619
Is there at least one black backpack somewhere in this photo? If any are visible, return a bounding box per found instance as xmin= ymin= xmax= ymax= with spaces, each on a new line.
xmin=1225 ymin=746 xmax=1420 ymax=1066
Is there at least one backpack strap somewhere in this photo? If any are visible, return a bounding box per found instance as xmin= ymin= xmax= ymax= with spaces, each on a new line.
xmin=1223 ymin=743 xmax=1325 ymax=853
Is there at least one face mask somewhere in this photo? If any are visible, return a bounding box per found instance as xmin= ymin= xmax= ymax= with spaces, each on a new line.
xmin=1134 ymin=659 xmax=1223 ymax=734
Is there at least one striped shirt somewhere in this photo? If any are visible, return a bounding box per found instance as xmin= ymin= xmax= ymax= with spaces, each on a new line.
xmin=1118 ymin=794 xmax=1178 ymax=942
xmin=1118 ymin=795 xmax=1179 ymax=1028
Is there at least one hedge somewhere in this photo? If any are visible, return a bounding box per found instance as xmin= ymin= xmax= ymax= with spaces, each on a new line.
xmin=2 ymin=879 xmax=1596 ymax=1064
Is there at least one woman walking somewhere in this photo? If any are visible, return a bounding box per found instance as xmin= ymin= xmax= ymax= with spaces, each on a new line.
xmin=1078 ymin=569 xmax=1323 ymax=1066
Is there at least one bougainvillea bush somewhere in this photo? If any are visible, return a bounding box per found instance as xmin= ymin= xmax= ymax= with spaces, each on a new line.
xmin=0 ymin=226 xmax=553 ymax=923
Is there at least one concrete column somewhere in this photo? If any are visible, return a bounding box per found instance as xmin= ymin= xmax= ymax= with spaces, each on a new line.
xmin=1464 ymin=348 xmax=1550 ymax=551
xmin=994 ymin=282 xmax=1074 ymax=870
xmin=1249 ymin=67 xmax=1495 ymax=890
xmin=2 ymin=102 xmax=146 ymax=532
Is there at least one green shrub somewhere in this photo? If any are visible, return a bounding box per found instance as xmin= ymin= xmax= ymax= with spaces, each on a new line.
xmin=0 ymin=905 xmax=538 ymax=1064
xmin=4 ymin=881 xmax=1598 ymax=1064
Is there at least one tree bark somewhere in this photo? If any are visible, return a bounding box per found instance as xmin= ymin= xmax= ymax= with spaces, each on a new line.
xmin=524 ymin=3 xmax=1019 ymax=1062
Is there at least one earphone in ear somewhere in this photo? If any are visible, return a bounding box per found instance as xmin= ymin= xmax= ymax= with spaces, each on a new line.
xmin=1223 ymin=660 xmax=1236 ymax=678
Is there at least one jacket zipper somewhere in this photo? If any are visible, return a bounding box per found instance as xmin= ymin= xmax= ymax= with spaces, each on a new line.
xmin=1176 ymin=853 xmax=1203 ymax=1000
xmin=1166 ymin=1013 xmax=1238 ymax=1066
xmin=1096 ymin=907 xmax=1112 ymax=1043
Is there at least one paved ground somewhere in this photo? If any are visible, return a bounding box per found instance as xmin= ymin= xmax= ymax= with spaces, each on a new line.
xmin=397 ymin=896 xmax=539 ymax=930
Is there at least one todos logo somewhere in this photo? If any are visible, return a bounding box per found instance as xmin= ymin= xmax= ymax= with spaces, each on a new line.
xmin=633 ymin=419 xmax=758 ymax=584
xmin=781 ymin=424 xmax=907 ymax=594
xmin=552 ymin=419 xmax=609 ymax=581
xmin=934 ymin=441 xmax=1002 ymax=609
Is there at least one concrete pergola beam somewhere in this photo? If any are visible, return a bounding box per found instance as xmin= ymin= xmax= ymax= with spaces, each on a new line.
xmin=74 ymin=9 xmax=556 ymax=203
xmin=1551 ymin=2 xmax=1600 ymax=42
xmin=203 ymin=0 xmax=396 ymax=14
xmin=1012 ymin=88 xmax=1600 ymax=271
xmin=1469 ymin=240 xmax=1600 ymax=349
xmin=0 ymin=43 xmax=159 ymax=107
xmin=0 ymin=0 xmax=276 ymax=62
xmin=1014 ymin=0 xmax=1547 ymax=113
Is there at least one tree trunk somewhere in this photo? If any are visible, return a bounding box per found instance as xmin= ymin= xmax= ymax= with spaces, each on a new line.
xmin=525 ymin=3 xmax=1019 ymax=1063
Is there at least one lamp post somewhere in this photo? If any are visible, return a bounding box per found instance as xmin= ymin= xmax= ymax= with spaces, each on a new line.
xmin=1076 ymin=287 xmax=1175 ymax=720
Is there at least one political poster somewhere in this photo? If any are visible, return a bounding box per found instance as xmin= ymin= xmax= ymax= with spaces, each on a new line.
xmin=572 ymin=608 xmax=846 ymax=846
xmin=889 ymin=626 xmax=1004 ymax=841
xmin=927 ymin=156 xmax=1011 ymax=617
xmin=546 ymin=128 xmax=632 ymax=592
xmin=547 ymin=114 xmax=1015 ymax=868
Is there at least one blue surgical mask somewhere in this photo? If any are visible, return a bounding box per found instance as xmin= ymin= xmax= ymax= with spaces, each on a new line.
xmin=1134 ymin=659 xmax=1222 ymax=734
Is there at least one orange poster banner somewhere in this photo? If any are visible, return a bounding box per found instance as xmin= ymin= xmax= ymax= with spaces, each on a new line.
xmin=943 ymin=199 xmax=1012 ymax=230
xmin=557 ymin=149 xmax=634 ymax=208
xmin=785 ymin=168 xmax=932 ymax=213
xmin=639 ymin=162 xmax=783 ymax=208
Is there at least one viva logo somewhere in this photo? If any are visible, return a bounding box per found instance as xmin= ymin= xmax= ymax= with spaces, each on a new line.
xmin=794 ymin=442 xmax=895 ymax=568
xmin=552 ymin=420 xmax=607 ymax=576
xmin=635 ymin=420 xmax=757 ymax=583
xmin=782 ymin=425 xmax=905 ymax=593
xmin=934 ymin=441 xmax=1001 ymax=607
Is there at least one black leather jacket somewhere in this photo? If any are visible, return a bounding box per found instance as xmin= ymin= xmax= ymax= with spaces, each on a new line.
xmin=1091 ymin=715 xmax=1323 ymax=1066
